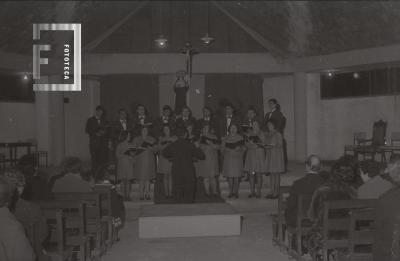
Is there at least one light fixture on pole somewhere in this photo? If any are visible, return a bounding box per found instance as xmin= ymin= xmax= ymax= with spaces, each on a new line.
xmin=201 ymin=1 xmax=215 ymax=45
xmin=154 ymin=2 xmax=167 ymax=48
xmin=154 ymin=35 xmax=168 ymax=47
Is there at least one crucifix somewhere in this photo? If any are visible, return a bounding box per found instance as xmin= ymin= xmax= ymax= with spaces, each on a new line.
xmin=181 ymin=41 xmax=198 ymax=80
xmin=174 ymin=42 xmax=198 ymax=115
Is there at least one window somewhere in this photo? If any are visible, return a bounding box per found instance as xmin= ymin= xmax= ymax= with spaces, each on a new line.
xmin=0 ymin=73 xmax=34 ymax=103
xmin=321 ymin=68 xmax=400 ymax=99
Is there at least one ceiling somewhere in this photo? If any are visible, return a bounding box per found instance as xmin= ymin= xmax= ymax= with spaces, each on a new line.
xmin=1 ymin=1 xmax=400 ymax=57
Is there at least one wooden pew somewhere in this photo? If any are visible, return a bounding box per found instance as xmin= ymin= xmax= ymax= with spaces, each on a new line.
xmin=53 ymin=193 xmax=106 ymax=259
xmin=38 ymin=200 xmax=90 ymax=261
xmin=321 ymin=199 xmax=377 ymax=261
xmin=271 ymin=186 xmax=291 ymax=251
xmin=286 ymin=194 xmax=313 ymax=260
xmin=92 ymin=184 xmax=120 ymax=248
xmin=348 ymin=208 xmax=375 ymax=261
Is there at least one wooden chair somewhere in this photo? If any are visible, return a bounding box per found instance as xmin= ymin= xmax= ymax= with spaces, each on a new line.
xmin=92 ymin=184 xmax=119 ymax=249
xmin=321 ymin=199 xmax=377 ymax=261
xmin=354 ymin=132 xmax=367 ymax=145
xmin=286 ymin=194 xmax=313 ymax=260
xmin=344 ymin=132 xmax=366 ymax=157
xmin=356 ymin=120 xmax=387 ymax=162
xmin=54 ymin=193 xmax=106 ymax=258
xmin=271 ymin=186 xmax=291 ymax=251
xmin=347 ymin=208 xmax=375 ymax=261
xmin=391 ymin=216 xmax=400 ymax=261
xmin=25 ymin=138 xmax=48 ymax=167
xmin=38 ymin=200 xmax=90 ymax=261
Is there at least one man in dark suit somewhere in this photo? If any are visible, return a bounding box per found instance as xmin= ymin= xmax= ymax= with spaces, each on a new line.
xmin=154 ymin=105 xmax=176 ymax=137
xmin=85 ymin=105 xmax=109 ymax=171
xmin=132 ymin=104 xmax=152 ymax=135
xmin=373 ymin=155 xmax=400 ymax=261
xmin=242 ymin=106 xmax=263 ymax=128
xmin=216 ymin=103 xmax=240 ymax=138
xmin=285 ymin=155 xmax=327 ymax=227
xmin=111 ymin=108 xmax=133 ymax=144
xmin=163 ymin=127 xmax=205 ymax=203
xmin=264 ymin=98 xmax=287 ymax=169
xmin=196 ymin=106 xmax=217 ymax=135
xmin=175 ymin=106 xmax=196 ymax=129
xmin=284 ymin=155 xmax=327 ymax=253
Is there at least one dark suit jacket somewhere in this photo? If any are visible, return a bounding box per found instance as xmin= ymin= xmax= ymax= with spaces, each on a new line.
xmin=284 ymin=172 xmax=327 ymax=228
xmin=163 ymin=138 xmax=205 ymax=185
xmin=216 ymin=115 xmax=241 ymax=138
xmin=85 ymin=116 xmax=109 ymax=144
xmin=132 ymin=115 xmax=153 ymax=135
xmin=111 ymin=119 xmax=133 ymax=143
xmin=175 ymin=116 xmax=196 ymax=129
xmin=264 ymin=110 xmax=286 ymax=134
xmin=373 ymin=187 xmax=400 ymax=261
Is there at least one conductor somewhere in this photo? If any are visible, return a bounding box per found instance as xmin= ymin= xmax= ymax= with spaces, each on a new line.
xmin=163 ymin=127 xmax=205 ymax=203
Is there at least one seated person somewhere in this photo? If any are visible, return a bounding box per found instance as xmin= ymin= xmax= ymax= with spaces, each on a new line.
xmin=0 ymin=176 xmax=36 ymax=261
xmin=18 ymin=154 xmax=52 ymax=201
xmin=2 ymin=168 xmax=48 ymax=261
xmin=306 ymin=156 xmax=359 ymax=261
xmin=373 ymin=154 xmax=400 ymax=261
xmin=52 ymin=157 xmax=92 ymax=193
xmin=285 ymin=154 xmax=327 ymax=229
xmin=357 ymin=160 xmax=393 ymax=199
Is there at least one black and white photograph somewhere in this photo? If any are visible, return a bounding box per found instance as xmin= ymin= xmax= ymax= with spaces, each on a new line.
xmin=0 ymin=1 xmax=400 ymax=260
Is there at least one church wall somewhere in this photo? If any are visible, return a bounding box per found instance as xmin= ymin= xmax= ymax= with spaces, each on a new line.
xmin=0 ymin=102 xmax=36 ymax=143
xmin=317 ymin=95 xmax=400 ymax=160
xmin=303 ymin=74 xmax=400 ymax=161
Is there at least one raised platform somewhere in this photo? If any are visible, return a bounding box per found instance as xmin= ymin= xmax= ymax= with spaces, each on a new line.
xmin=138 ymin=203 xmax=241 ymax=238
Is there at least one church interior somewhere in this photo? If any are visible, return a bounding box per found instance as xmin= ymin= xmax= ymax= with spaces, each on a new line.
xmin=1 ymin=1 xmax=400 ymax=261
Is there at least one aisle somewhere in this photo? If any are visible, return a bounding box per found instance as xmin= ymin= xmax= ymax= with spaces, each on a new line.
xmin=102 ymin=198 xmax=291 ymax=261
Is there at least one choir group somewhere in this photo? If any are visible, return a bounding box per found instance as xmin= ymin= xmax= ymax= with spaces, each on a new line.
xmin=86 ymin=99 xmax=287 ymax=201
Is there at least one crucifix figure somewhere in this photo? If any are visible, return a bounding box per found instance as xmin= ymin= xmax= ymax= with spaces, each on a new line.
xmin=174 ymin=42 xmax=198 ymax=115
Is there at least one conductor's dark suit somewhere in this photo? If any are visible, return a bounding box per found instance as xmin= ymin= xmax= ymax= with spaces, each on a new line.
xmin=85 ymin=116 xmax=109 ymax=170
xmin=163 ymin=138 xmax=205 ymax=203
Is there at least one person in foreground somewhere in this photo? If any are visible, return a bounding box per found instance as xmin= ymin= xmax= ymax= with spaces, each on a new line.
xmin=163 ymin=127 xmax=205 ymax=203
xmin=0 ymin=176 xmax=35 ymax=261
xmin=306 ymin=156 xmax=359 ymax=261
xmin=285 ymin=154 xmax=327 ymax=228
xmin=2 ymin=168 xmax=49 ymax=261
xmin=52 ymin=157 xmax=92 ymax=193
xmin=283 ymin=155 xmax=328 ymax=256
xmin=357 ymin=159 xmax=392 ymax=199
xmin=373 ymin=154 xmax=400 ymax=261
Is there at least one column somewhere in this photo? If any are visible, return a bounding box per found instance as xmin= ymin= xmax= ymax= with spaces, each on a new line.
xmin=34 ymin=76 xmax=66 ymax=166
xmin=293 ymin=72 xmax=308 ymax=161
